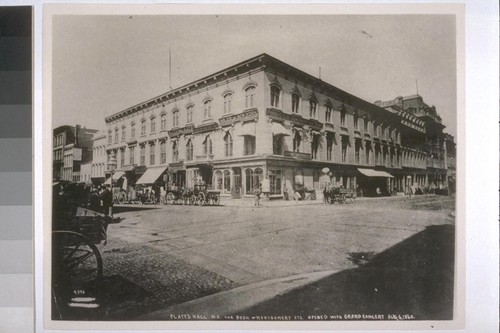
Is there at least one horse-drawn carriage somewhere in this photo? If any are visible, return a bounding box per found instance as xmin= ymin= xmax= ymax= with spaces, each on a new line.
xmin=323 ymin=186 xmax=357 ymax=204
xmin=192 ymin=184 xmax=221 ymax=206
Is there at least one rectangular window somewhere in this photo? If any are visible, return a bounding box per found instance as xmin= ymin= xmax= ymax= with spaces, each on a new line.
xmin=172 ymin=142 xmax=178 ymax=162
xmin=245 ymin=86 xmax=255 ymax=108
xmin=272 ymin=135 xmax=283 ymax=155
xmin=140 ymin=145 xmax=146 ymax=166
xmin=365 ymin=142 xmax=371 ymax=164
xmin=325 ymin=106 xmax=332 ymax=122
xmin=121 ymin=127 xmax=126 ymax=141
xmin=173 ymin=111 xmax=179 ymax=127
xmin=129 ymin=146 xmax=135 ymax=165
xmin=309 ymin=100 xmax=317 ymax=118
xmin=355 ymin=139 xmax=361 ymax=163
xmin=292 ymin=94 xmax=300 ymax=113
xmin=326 ymin=134 xmax=333 ymax=161
xmin=244 ymin=136 xmax=256 ymax=156
xmin=120 ymin=149 xmax=124 ymax=168
xmin=340 ymin=110 xmax=346 ymax=126
xmin=271 ymin=86 xmax=280 ymax=107
xmin=141 ymin=121 xmax=146 ymax=136
xmin=341 ymin=135 xmax=348 ymax=163
xmin=204 ymin=101 xmax=212 ymax=119
xmin=151 ymin=118 xmax=156 ymax=133
xmin=223 ymin=94 xmax=232 ymax=114
xmin=187 ymin=106 xmax=193 ymax=123
xmin=150 ymin=143 xmax=155 ymax=165
xmin=114 ymin=129 xmax=119 ymax=143
xmin=160 ymin=141 xmax=166 ymax=164
xmin=364 ymin=119 xmax=369 ymax=133
xmin=131 ymin=124 xmax=136 ymax=138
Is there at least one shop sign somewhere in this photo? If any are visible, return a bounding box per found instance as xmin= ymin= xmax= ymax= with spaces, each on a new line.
xmin=401 ymin=120 xmax=425 ymax=133
xmin=266 ymin=108 xmax=323 ymax=130
xmin=194 ymin=122 xmax=219 ymax=134
xmin=219 ymin=108 xmax=259 ymax=127
xmin=168 ymin=124 xmax=195 ymax=137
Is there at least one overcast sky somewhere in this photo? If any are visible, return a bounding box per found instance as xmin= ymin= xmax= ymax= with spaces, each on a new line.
xmin=52 ymin=14 xmax=456 ymax=136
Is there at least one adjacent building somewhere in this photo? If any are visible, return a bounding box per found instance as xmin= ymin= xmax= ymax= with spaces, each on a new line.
xmin=91 ymin=130 xmax=108 ymax=186
xmin=53 ymin=125 xmax=97 ymax=182
xmin=104 ymin=53 xmax=451 ymax=199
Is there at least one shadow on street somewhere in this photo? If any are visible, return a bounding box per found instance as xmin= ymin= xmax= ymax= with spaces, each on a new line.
xmin=112 ymin=205 xmax=160 ymax=214
xmin=234 ymin=224 xmax=455 ymax=320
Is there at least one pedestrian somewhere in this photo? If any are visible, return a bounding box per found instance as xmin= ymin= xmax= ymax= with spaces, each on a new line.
xmin=254 ymin=185 xmax=261 ymax=207
xmin=89 ymin=186 xmax=101 ymax=212
xmin=101 ymin=186 xmax=113 ymax=217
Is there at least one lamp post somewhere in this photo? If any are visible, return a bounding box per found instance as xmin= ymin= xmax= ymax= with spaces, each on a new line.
xmin=108 ymin=153 xmax=117 ymax=216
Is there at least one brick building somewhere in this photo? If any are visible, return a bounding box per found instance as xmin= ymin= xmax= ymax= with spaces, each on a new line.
xmin=104 ymin=54 xmax=450 ymax=199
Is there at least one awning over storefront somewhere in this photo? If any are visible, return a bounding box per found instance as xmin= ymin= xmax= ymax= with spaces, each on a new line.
xmin=104 ymin=171 xmax=125 ymax=185
xmin=357 ymin=168 xmax=394 ymax=178
xmin=271 ymin=122 xmax=290 ymax=136
xmin=135 ymin=166 xmax=168 ymax=185
xmin=238 ymin=122 xmax=256 ymax=136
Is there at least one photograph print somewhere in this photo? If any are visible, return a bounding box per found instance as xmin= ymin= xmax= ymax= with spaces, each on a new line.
xmin=46 ymin=4 xmax=461 ymax=330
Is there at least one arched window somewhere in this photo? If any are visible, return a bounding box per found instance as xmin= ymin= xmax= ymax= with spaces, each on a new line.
xmin=203 ymin=135 xmax=212 ymax=156
xmin=186 ymin=139 xmax=193 ymax=161
xmin=293 ymin=130 xmax=302 ymax=152
xmin=311 ymin=133 xmax=320 ymax=159
xmin=353 ymin=113 xmax=359 ymax=130
xmin=160 ymin=140 xmax=166 ymax=164
xmin=270 ymin=85 xmax=281 ymax=108
xmin=160 ymin=113 xmax=167 ymax=131
xmin=172 ymin=110 xmax=179 ymax=127
xmin=141 ymin=119 xmax=146 ymax=135
xmin=340 ymin=106 xmax=346 ymax=126
xmin=114 ymin=128 xmax=119 ymax=143
xmin=203 ymin=100 xmax=212 ymax=119
xmin=223 ymin=93 xmax=232 ymax=114
xmin=292 ymin=93 xmax=300 ymax=113
xmin=131 ymin=122 xmax=136 ymax=138
xmin=325 ymin=104 xmax=332 ymax=122
xmin=121 ymin=125 xmax=126 ymax=141
xmin=224 ymin=132 xmax=233 ymax=157
xmin=186 ymin=105 xmax=194 ymax=123
xmin=309 ymin=99 xmax=317 ymax=118
xmin=150 ymin=116 xmax=156 ymax=133
xmin=245 ymin=86 xmax=256 ymax=108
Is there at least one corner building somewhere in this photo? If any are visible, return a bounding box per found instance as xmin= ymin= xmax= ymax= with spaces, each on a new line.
xmin=104 ymin=54 xmax=448 ymax=199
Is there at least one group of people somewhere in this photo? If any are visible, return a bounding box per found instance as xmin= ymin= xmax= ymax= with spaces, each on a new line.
xmin=88 ymin=185 xmax=113 ymax=216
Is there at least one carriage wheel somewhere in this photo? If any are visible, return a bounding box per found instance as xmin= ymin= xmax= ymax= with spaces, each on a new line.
xmin=166 ymin=192 xmax=175 ymax=205
xmin=52 ymin=231 xmax=103 ymax=290
xmin=197 ymin=192 xmax=205 ymax=206
xmin=212 ymin=194 xmax=220 ymax=206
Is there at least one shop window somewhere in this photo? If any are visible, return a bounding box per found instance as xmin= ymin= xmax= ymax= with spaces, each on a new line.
xmin=292 ymin=93 xmax=300 ymax=113
xmin=131 ymin=122 xmax=136 ymax=138
xmin=273 ymin=134 xmax=284 ymax=155
xmin=214 ymin=170 xmax=223 ymax=191
xmin=365 ymin=141 xmax=371 ymax=164
xmin=204 ymin=100 xmax=212 ymax=119
xmin=270 ymin=86 xmax=280 ymax=108
xmin=311 ymin=134 xmax=320 ymax=159
xmin=160 ymin=141 xmax=166 ymax=164
xmin=341 ymin=135 xmax=349 ymax=162
xmin=269 ymin=169 xmax=282 ymax=195
xmin=150 ymin=143 xmax=155 ymax=165
xmin=245 ymin=86 xmax=255 ymax=109
xmin=161 ymin=114 xmax=166 ymax=131
xmin=223 ymin=93 xmax=232 ymax=114
xmin=140 ymin=145 xmax=146 ymax=166
xmin=293 ymin=130 xmax=302 ymax=152
xmin=223 ymin=170 xmax=231 ymax=193
xmin=326 ymin=133 xmax=334 ymax=161
xmin=244 ymin=136 xmax=256 ymax=156
xmin=151 ymin=116 xmax=156 ymax=133
xmin=186 ymin=139 xmax=193 ymax=161
xmin=203 ymin=135 xmax=213 ymax=156
xmin=172 ymin=141 xmax=178 ymax=162
xmin=245 ymin=169 xmax=254 ymax=194
xmin=224 ymin=132 xmax=233 ymax=157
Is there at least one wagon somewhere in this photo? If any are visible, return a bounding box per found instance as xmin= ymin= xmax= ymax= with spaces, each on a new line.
xmin=51 ymin=207 xmax=121 ymax=319
xmin=323 ymin=186 xmax=356 ymax=204
xmin=191 ymin=184 xmax=220 ymax=206
xmin=165 ymin=185 xmax=192 ymax=205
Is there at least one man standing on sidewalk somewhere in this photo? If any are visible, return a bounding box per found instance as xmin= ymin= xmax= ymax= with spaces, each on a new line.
xmin=101 ymin=186 xmax=113 ymax=217
xmin=254 ymin=185 xmax=261 ymax=207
